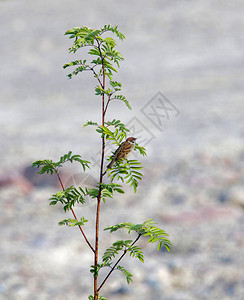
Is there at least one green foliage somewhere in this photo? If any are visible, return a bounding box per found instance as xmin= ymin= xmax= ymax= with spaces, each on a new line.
xmin=84 ymin=183 xmax=124 ymax=203
xmin=59 ymin=217 xmax=88 ymax=227
xmin=32 ymin=151 xmax=90 ymax=174
xmin=117 ymin=265 xmax=133 ymax=284
xmin=101 ymin=239 xmax=143 ymax=285
xmin=102 ymin=240 xmax=133 ymax=263
xmin=134 ymin=143 xmax=147 ymax=156
xmin=49 ymin=186 xmax=86 ymax=212
xmin=100 ymin=24 xmax=126 ymax=40
xmin=90 ymin=263 xmax=109 ymax=278
xmin=142 ymin=219 xmax=172 ymax=251
xmin=97 ymin=120 xmax=129 ymax=144
xmin=107 ymin=159 xmax=143 ymax=193
xmin=32 ymin=159 xmax=57 ymax=175
xmin=100 ymin=183 xmax=124 ymax=202
xmin=128 ymin=245 xmax=144 ymax=262
xmin=105 ymin=219 xmax=172 ymax=252
xmin=83 ymin=120 xmax=98 ymax=127
xmin=105 ymin=119 xmax=129 ymax=133
xmin=64 ymin=25 xmax=125 ymax=84
xmin=113 ymin=94 xmax=132 ymax=110
xmin=32 ymin=23 xmax=171 ymax=299
xmin=85 ymin=187 xmax=99 ymax=199
xmin=63 ymin=24 xmax=133 ymax=113
xmin=63 ymin=59 xmax=87 ymax=69
xmin=63 ymin=59 xmax=90 ymax=79
xmin=109 ymin=80 xmax=122 ymax=91
xmin=102 ymin=240 xmax=144 ymax=264
xmin=95 ymin=85 xmax=111 ymax=96
xmin=88 ymin=294 xmax=107 ymax=300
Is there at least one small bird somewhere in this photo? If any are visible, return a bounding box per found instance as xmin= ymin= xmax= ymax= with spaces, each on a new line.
xmin=107 ymin=137 xmax=137 ymax=169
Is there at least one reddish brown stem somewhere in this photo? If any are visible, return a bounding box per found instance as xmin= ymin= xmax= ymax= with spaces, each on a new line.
xmin=56 ymin=171 xmax=95 ymax=253
xmin=94 ymin=40 xmax=106 ymax=300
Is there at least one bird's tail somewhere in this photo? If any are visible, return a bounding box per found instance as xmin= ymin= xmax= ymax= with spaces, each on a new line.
xmin=107 ymin=157 xmax=115 ymax=169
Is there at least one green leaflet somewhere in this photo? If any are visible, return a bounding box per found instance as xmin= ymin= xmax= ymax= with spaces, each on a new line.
xmin=32 ymin=151 xmax=90 ymax=174
xmin=105 ymin=219 xmax=172 ymax=252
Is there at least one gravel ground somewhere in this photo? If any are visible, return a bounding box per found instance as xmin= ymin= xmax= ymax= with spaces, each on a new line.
xmin=1 ymin=0 xmax=244 ymax=299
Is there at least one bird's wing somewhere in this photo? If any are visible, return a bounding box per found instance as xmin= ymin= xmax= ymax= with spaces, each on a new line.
xmin=107 ymin=142 xmax=124 ymax=169
xmin=113 ymin=142 xmax=125 ymax=159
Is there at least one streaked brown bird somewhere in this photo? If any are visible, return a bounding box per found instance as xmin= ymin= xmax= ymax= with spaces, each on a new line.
xmin=107 ymin=137 xmax=137 ymax=169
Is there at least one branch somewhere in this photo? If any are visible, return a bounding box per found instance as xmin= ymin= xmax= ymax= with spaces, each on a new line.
xmin=90 ymin=66 xmax=103 ymax=87
xmin=97 ymin=234 xmax=142 ymax=293
xmin=56 ymin=170 xmax=95 ymax=253
xmin=70 ymin=43 xmax=100 ymax=51
xmin=104 ymin=94 xmax=112 ymax=115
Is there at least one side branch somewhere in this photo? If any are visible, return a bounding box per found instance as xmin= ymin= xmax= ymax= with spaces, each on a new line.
xmin=56 ymin=171 xmax=95 ymax=253
xmin=90 ymin=67 xmax=103 ymax=87
xmin=97 ymin=234 xmax=142 ymax=293
xmin=104 ymin=94 xmax=113 ymax=115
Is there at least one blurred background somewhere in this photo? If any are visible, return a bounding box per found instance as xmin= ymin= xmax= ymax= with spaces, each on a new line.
xmin=1 ymin=0 xmax=244 ymax=299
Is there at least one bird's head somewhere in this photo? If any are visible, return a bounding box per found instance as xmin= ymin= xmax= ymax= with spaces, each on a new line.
xmin=126 ymin=137 xmax=137 ymax=144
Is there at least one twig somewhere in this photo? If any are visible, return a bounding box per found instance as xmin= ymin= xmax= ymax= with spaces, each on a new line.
xmin=56 ymin=170 xmax=95 ymax=253
xmin=90 ymin=66 xmax=103 ymax=87
xmin=104 ymin=94 xmax=112 ymax=115
xmin=97 ymin=234 xmax=142 ymax=293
